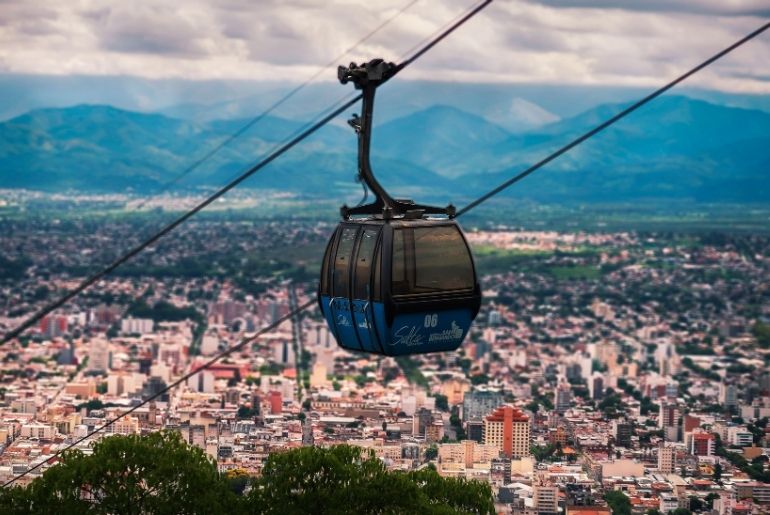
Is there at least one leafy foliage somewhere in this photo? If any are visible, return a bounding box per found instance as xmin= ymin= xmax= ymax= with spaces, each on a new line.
xmin=752 ymin=322 xmax=770 ymax=348
xmin=0 ymin=431 xmax=234 ymax=514
xmin=0 ymin=436 xmax=495 ymax=515
xmin=248 ymin=445 xmax=494 ymax=514
xmin=604 ymin=490 xmax=632 ymax=515
xmin=425 ymin=444 xmax=439 ymax=461
xmin=715 ymin=435 xmax=770 ymax=482
xmin=530 ymin=444 xmax=558 ymax=463
xmin=0 ymin=255 xmax=32 ymax=279
xmin=394 ymin=356 xmax=428 ymax=388
xmin=127 ymin=300 xmax=203 ymax=323
xmin=681 ymin=357 xmax=721 ymax=381
xmin=434 ymin=394 xmax=449 ymax=412
xmin=598 ymin=388 xmax=626 ymax=418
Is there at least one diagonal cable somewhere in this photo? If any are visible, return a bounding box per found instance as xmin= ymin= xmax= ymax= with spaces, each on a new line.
xmin=133 ymin=0 xmax=421 ymax=207
xmin=456 ymin=20 xmax=770 ymax=217
xmin=0 ymin=96 xmax=359 ymax=345
xmin=2 ymin=299 xmax=315 ymax=487
xmin=0 ymin=0 xmax=496 ymax=487
xmin=0 ymin=0 xmax=497 ymax=484
xmin=5 ymin=3 xmax=765 ymax=489
xmin=0 ymin=0 xmax=492 ymax=346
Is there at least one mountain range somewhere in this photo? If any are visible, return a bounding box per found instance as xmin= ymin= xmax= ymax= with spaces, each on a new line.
xmin=0 ymin=95 xmax=768 ymax=204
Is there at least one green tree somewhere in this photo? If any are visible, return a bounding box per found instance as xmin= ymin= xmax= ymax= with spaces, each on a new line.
xmin=449 ymin=406 xmax=466 ymax=441
xmin=237 ymin=406 xmax=257 ymax=419
xmin=670 ymin=509 xmax=692 ymax=515
xmin=531 ymin=444 xmax=556 ymax=462
xmin=470 ymin=374 xmax=489 ymax=385
xmin=225 ymin=468 xmax=251 ymax=496
xmin=0 ymin=431 xmax=235 ymax=514
xmin=688 ymin=496 xmax=704 ymax=512
xmin=247 ymin=445 xmax=494 ymax=514
xmin=604 ymin=490 xmax=632 ymax=515
xmin=751 ymin=322 xmax=770 ymax=348
xmin=0 ymin=438 xmax=496 ymax=514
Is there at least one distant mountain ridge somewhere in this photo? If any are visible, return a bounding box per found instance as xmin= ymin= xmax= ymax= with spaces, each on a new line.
xmin=0 ymin=95 xmax=768 ymax=203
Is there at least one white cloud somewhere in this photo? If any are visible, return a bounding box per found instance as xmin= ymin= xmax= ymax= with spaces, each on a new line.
xmin=0 ymin=0 xmax=767 ymax=93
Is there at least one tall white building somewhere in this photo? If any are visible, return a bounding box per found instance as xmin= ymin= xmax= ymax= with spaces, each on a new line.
xmin=534 ymin=482 xmax=559 ymax=514
xmin=727 ymin=426 xmax=753 ymax=447
xmin=659 ymin=402 xmax=681 ymax=441
xmin=272 ymin=339 xmax=295 ymax=365
xmin=120 ymin=317 xmax=154 ymax=335
xmin=105 ymin=415 xmax=140 ymax=435
xmin=20 ymin=423 xmax=55 ymax=439
xmin=555 ymin=383 xmax=572 ymax=414
xmin=107 ymin=372 xmax=145 ymax=396
xmin=200 ymin=334 xmax=220 ymax=355
xmin=150 ymin=362 xmax=170 ymax=383
xmin=657 ymin=444 xmax=676 ymax=473
xmin=88 ymin=339 xmax=111 ymax=373
xmin=187 ymin=370 xmax=215 ymax=393
xmin=11 ymin=399 xmax=36 ymax=415
xmin=720 ymin=383 xmax=738 ymax=411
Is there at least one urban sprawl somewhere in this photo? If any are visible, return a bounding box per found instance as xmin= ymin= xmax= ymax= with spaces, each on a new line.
xmin=0 ymin=201 xmax=769 ymax=515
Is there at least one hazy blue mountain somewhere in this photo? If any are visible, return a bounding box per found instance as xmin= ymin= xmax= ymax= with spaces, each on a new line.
xmin=0 ymin=105 xmax=209 ymax=191
xmin=374 ymin=105 xmax=511 ymax=174
xmin=0 ymin=104 xmax=445 ymax=196
xmin=0 ymin=96 xmax=768 ymax=203
xmin=455 ymin=95 xmax=770 ymax=202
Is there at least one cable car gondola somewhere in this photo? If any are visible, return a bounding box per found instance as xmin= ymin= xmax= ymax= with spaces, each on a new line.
xmin=318 ymin=59 xmax=481 ymax=356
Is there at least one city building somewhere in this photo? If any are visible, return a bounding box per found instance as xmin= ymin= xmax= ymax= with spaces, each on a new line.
xmin=566 ymin=503 xmax=611 ymax=515
xmin=441 ymin=378 xmax=470 ymax=406
xmin=269 ymin=391 xmax=282 ymax=415
xmin=720 ymin=383 xmax=738 ymax=412
xmin=483 ymin=405 xmax=530 ymax=459
xmin=20 ymin=423 xmax=54 ymax=439
xmin=659 ymin=402 xmax=681 ymax=442
xmin=120 ymin=317 xmax=154 ymax=335
xmin=589 ymin=374 xmax=604 ymax=401
xmin=39 ymin=314 xmax=68 ymax=338
xmin=740 ymin=398 xmax=770 ymax=421
xmin=463 ymin=390 xmax=504 ymax=422
xmin=658 ymin=444 xmax=676 ymax=473
xmin=88 ymin=338 xmax=111 ymax=373
xmin=438 ymin=440 xmax=500 ymax=477
xmin=660 ymin=493 xmax=680 ymax=513
xmin=690 ymin=432 xmax=716 ymax=457
xmin=142 ymin=376 xmax=169 ymax=402
xmin=727 ymin=426 xmax=753 ymax=447
xmin=555 ymin=383 xmax=572 ymax=414
xmin=612 ymin=421 xmax=633 ymax=448
xmin=534 ymin=480 xmax=559 ymax=514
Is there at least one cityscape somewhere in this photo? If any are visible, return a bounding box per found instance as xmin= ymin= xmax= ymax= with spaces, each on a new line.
xmin=1 ymin=0 xmax=769 ymax=512
xmin=0 ymin=192 xmax=768 ymax=514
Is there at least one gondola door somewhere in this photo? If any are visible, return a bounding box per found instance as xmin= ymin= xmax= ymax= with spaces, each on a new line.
xmin=328 ymin=225 xmax=361 ymax=351
xmin=351 ymin=227 xmax=382 ymax=353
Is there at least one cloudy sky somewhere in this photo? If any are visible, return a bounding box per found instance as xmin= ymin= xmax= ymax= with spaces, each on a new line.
xmin=0 ymin=0 xmax=769 ymax=93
